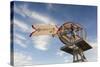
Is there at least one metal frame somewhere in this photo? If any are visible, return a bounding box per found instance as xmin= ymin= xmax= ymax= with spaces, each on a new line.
xmin=58 ymin=22 xmax=90 ymax=62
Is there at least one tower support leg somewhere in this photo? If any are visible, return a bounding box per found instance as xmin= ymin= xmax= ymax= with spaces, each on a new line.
xmin=73 ymin=46 xmax=87 ymax=62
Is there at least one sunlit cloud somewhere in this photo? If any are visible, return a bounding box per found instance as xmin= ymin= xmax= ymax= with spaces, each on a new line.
xmin=56 ymin=50 xmax=66 ymax=56
xmin=64 ymin=56 xmax=72 ymax=63
xmin=13 ymin=18 xmax=32 ymax=48
xmin=14 ymin=52 xmax=33 ymax=66
xmin=14 ymin=18 xmax=31 ymax=33
xmin=14 ymin=33 xmax=27 ymax=48
xmin=56 ymin=49 xmax=73 ymax=63
xmin=47 ymin=3 xmax=54 ymax=10
xmin=32 ymin=35 xmax=51 ymax=51
xmin=14 ymin=4 xmax=56 ymax=25
xmin=14 ymin=4 xmax=57 ymax=51
xmin=84 ymin=41 xmax=97 ymax=62
xmin=14 ymin=38 xmax=26 ymax=48
xmin=15 ymin=33 xmax=26 ymax=40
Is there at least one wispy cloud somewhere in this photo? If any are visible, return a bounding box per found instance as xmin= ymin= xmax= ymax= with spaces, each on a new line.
xmin=32 ymin=35 xmax=51 ymax=51
xmin=14 ymin=33 xmax=27 ymax=48
xmin=15 ymin=33 xmax=26 ymax=40
xmin=14 ymin=19 xmax=52 ymax=50
xmin=14 ymin=4 xmax=29 ymax=18
xmin=14 ymin=4 xmax=57 ymax=51
xmin=47 ymin=3 xmax=54 ymax=10
xmin=56 ymin=50 xmax=66 ymax=56
xmin=56 ymin=50 xmax=72 ymax=63
xmin=84 ymin=41 xmax=97 ymax=62
xmin=14 ymin=38 xmax=26 ymax=48
xmin=14 ymin=18 xmax=31 ymax=33
xmin=14 ymin=52 xmax=33 ymax=66
xmin=64 ymin=56 xmax=72 ymax=63
xmin=14 ymin=4 xmax=56 ymax=24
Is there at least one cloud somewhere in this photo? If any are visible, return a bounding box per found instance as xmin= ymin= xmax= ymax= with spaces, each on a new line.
xmin=84 ymin=41 xmax=97 ymax=62
xmin=15 ymin=33 xmax=26 ymax=40
xmin=32 ymin=35 xmax=51 ymax=51
xmin=13 ymin=18 xmax=32 ymax=48
xmin=56 ymin=50 xmax=66 ymax=56
xmin=14 ymin=38 xmax=26 ymax=48
xmin=89 ymin=42 xmax=97 ymax=48
xmin=14 ymin=33 xmax=27 ymax=48
xmin=14 ymin=4 xmax=28 ymax=18
xmin=64 ymin=56 xmax=72 ymax=63
xmin=14 ymin=52 xmax=33 ymax=66
xmin=14 ymin=4 xmax=58 ymax=51
xmin=47 ymin=3 xmax=54 ymax=10
xmin=30 ymin=11 xmax=51 ymax=24
xmin=14 ymin=18 xmax=32 ymax=33
xmin=14 ymin=19 xmax=52 ymax=50
xmin=14 ymin=4 xmax=56 ymax=24
xmin=56 ymin=50 xmax=73 ymax=63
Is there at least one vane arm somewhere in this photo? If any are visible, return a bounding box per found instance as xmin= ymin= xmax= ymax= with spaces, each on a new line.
xmin=29 ymin=30 xmax=37 ymax=37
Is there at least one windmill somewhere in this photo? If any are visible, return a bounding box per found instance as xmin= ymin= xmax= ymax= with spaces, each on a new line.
xmin=30 ymin=22 xmax=92 ymax=62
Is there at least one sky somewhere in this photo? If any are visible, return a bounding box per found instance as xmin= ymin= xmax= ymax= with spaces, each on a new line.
xmin=11 ymin=1 xmax=97 ymax=66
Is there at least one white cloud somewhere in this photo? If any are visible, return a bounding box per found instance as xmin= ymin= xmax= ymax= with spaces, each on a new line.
xmin=14 ymin=38 xmax=26 ymax=48
xmin=84 ymin=41 xmax=97 ymax=62
xmin=14 ymin=4 xmax=57 ymax=51
xmin=56 ymin=50 xmax=66 ymax=56
xmin=13 ymin=17 xmax=33 ymax=49
xmin=14 ymin=4 xmax=27 ymax=18
xmin=47 ymin=4 xmax=54 ymax=10
xmin=14 ymin=33 xmax=27 ymax=48
xmin=89 ymin=42 xmax=97 ymax=48
xmin=32 ymin=35 xmax=51 ymax=51
xmin=14 ymin=4 xmax=56 ymax=24
xmin=56 ymin=50 xmax=73 ymax=63
xmin=14 ymin=18 xmax=31 ymax=33
xmin=64 ymin=56 xmax=72 ymax=63
xmin=15 ymin=33 xmax=26 ymax=40
xmin=31 ymin=12 xmax=53 ymax=24
xmin=14 ymin=19 xmax=52 ymax=50
xmin=14 ymin=52 xmax=33 ymax=66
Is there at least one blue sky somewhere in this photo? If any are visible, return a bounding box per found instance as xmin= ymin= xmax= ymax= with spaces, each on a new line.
xmin=12 ymin=1 xmax=97 ymax=66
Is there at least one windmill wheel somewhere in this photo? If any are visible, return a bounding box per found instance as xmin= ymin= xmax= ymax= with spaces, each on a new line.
xmin=57 ymin=22 xmax=86 ymax=46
